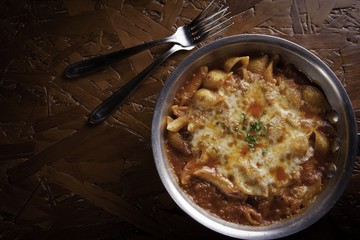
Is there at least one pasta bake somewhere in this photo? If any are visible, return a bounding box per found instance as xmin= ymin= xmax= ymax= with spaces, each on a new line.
xmin=164 ymin=53 xmax=337 ymax=225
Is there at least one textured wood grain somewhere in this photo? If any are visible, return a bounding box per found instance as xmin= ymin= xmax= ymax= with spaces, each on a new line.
xmin=0 ymin=0 xmax=359 ymax=239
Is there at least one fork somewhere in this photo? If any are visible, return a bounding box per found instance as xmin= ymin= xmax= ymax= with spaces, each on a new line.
xmin=64 ymin=1 xmax=229 ymax=78
xmin=87 ymin=2 xmax=232 ymax=125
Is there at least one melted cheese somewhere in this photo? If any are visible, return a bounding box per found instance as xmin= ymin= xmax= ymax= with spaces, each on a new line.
xmin=189 ymin=72 xmax=319 ymax=197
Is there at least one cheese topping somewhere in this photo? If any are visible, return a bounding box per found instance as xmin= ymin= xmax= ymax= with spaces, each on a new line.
xmin=165 ymin=55 xmax=335 ymax=225
xmin=189 ymin=72 xmax=317 ymax=197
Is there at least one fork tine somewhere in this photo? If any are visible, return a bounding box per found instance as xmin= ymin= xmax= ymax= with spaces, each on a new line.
xmin=190 ymin=7 xmax=229 ymax=32
xmin=195 ymin=17 xmax=233 ymax=43
xmin=198 ymin=13 xmax=232 ymax=37
xmin=188 ymin=0 xmax=218 ymax=28
xmin=189 ymin=3 xmax=232 ymax=43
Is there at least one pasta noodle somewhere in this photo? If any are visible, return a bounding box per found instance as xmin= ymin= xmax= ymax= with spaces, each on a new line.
xmin=203 ymin=70 xmax=229 ymax=90
xmin=192 ymin=88 xmax=223 ymax=109
xmin=164 ymin=54 xmax=337 ymax=225
xmin=223 ymin=56 xmax=249 ymax=73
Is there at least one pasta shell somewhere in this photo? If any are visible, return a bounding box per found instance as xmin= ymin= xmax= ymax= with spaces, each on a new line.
xmin=286 ymin=113 xmax=301 ymax=128
xmin=313 ymin=130 xmax=330 ymax=157
xmin=193 ymin=167 xmax=246 ymax=198
xmin=171 ymin=105 xmax=189 ymax=117
xmin=238 ymin=67 xmax=251 ymax=81
xmin=166 ymin=115 xmax=188 ymax=132
xmin=193 ymin=88 xmax=223 ymax=110
xmin=263 ymin=55 xmax=279 ymax=84
xmin=176 ymin=66 xmax=208 ymax=106
xmin=263 ymin=60 xmax=275 ymax=83
xmin=283 ymin=80 xmax=302 ymax=109
xmin=288 ymin=88 xmax=302 ymax=109
xmin=247 ymin=54 xmax=269 ymax=74
xmin=223 ymin=56 xmax=250 ymax=72
xmin=301 ymin=85 xmax=329 ymax=113
xmin=167 ymin=131 xmax=192 ymax=155
xmin=288 ymin=135 xmax=309 ymax=157
xmin=187 ymin=117 xmax=205 ymax=133
xmin=202 ymin=69 xmax=228 ymax=90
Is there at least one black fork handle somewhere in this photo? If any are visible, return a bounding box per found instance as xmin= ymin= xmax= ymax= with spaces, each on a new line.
xmin=64 ymin=38 xmax=170 ymax=79
xmin=88 ymin=44 xmax=185 ymax=125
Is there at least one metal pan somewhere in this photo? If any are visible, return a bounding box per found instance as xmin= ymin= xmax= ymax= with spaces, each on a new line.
xmin=152 ymin=34 xmax=359 ymax=239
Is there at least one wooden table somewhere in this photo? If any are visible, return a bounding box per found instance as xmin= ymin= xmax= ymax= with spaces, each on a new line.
xmin=1 ymin=0 xmax=359 ymax=239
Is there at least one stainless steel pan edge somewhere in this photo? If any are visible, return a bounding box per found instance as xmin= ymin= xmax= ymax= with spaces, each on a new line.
xmin=151 ymin=34 xmax=358 ymax=240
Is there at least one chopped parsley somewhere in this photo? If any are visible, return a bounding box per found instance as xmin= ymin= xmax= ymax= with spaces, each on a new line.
xmin=239 ymin=112 xmax=267 ymax=152
xmin=249 ymin=121 xmax=263 ymax=132
xmin=244 ymin=132 xmax=258 ymax=152
xmin=215 ymin=112 xmax=268 ymax=152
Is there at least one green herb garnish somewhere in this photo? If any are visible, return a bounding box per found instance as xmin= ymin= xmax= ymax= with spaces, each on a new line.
xmin=239 ymin=112 xmax=267 ymax=152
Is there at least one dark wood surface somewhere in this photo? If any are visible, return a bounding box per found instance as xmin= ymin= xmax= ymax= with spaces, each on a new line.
xmin=0 ymin=0 xmax=359 ymax=239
